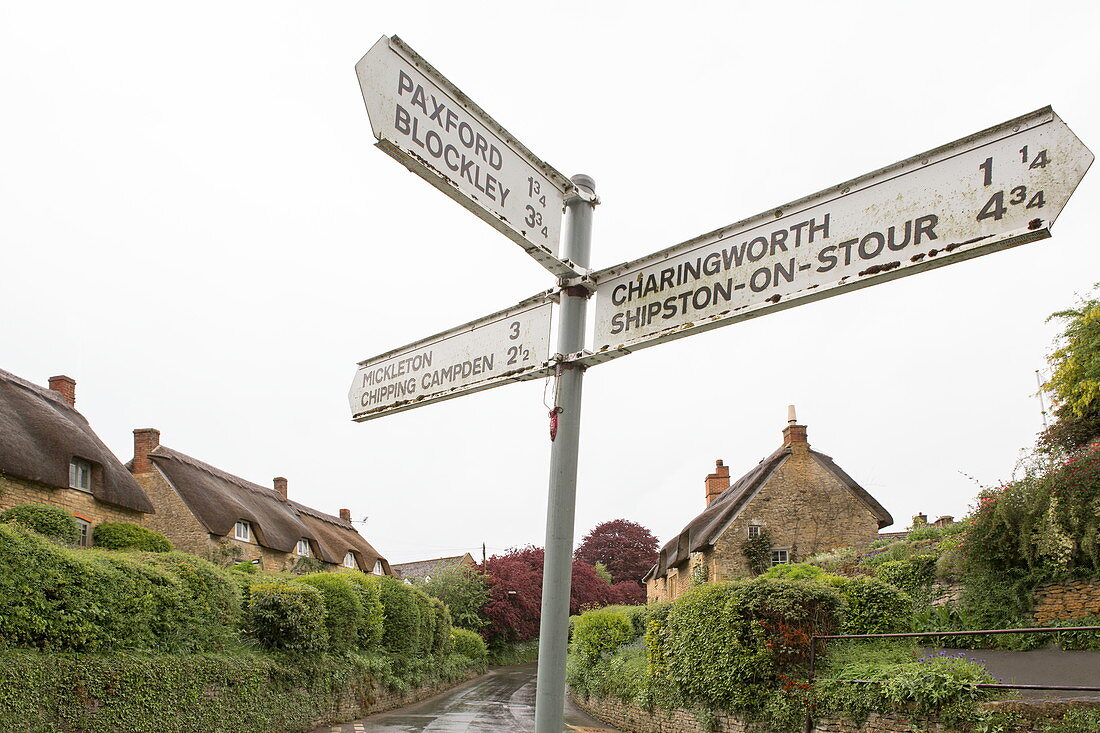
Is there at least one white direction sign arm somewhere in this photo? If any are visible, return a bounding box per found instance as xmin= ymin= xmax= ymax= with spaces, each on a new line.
xmin=348 ymin=293 xmax=554 ymax=421
xmin=587 ymin=107 xmax=1093 ymax=365
xmin=355 ymin=35 xmax=582 ymax=278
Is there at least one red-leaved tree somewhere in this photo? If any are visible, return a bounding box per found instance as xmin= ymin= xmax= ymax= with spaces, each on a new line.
xmin=478 ymin=544 xmax=628 ymax=646
xmin=574 ymin=518 xmax=659 ymax=586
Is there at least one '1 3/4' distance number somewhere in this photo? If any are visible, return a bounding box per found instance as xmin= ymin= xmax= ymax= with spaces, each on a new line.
xmin=524 ymin=177 xmax=549 ymax=238
xmin=976 ymin=146 xmax=1048 ymax=222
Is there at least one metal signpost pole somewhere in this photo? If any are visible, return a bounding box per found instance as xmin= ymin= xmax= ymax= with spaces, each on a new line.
xmin=534 ymin=174 xmax=596 ymax=733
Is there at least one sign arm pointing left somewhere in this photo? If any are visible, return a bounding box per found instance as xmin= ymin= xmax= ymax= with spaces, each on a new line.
xmin=348 ymin=291 xmax=556 ymax=421
xmin=355 ymin=35 xmax=583 ymax=279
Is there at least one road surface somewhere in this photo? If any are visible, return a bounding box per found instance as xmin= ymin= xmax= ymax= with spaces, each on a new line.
xmin=311 ymin=663 xmax=618 ymax=732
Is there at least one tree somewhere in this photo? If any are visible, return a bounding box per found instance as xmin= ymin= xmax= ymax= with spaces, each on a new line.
xmin=574 ymin=519 xmax=659 ymax=585
xmin=1041 ymin=289 xmax=1100 ymax=452
xmin=477 ymin=545 xmax=629 ymax=646
xmin=419 ymin=564 xmax=490 ymax=631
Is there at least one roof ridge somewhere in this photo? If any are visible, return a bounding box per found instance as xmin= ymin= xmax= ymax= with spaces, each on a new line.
xmin=152 ymin=446 xmax=279 ymax=501
xmin=290 ymin=500 xmax=354 ymax=529
xmin=0 ymin=368 xmax=88 ymax=423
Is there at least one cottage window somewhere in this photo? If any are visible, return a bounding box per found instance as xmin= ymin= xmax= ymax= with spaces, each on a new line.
xmin=296 ymin=539 xmax=311 ymax=557
xmin=69 ymin=458 xmax=93 ymax=492
xmin=234 ymin=520 xmax=251 ymax=542
xmin=747 ymin=525 xmax=761 ymax=539
xmin=76 ymin=518 xmax=91 ymax=547
xmin=343 ymin=552 xmax=356 ymax=569
xmin=769 ymin=548 xmax=789 ymax=566
xmin=372 ymin=560 xmax=384 ymax=575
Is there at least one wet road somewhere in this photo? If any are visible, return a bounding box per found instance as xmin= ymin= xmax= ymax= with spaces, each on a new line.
xmin=312 ymin=663 xmax=619 ymax=732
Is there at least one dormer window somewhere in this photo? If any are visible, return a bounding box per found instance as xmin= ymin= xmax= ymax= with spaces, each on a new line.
xmin=296 ymin=539 xmax=311 ymax=557
xmin=343 ymin=551 xmax=356 ymax=569
xmin=69 ymin=458 xmax=93 ymax=492
xmin=234 ymin=520 xmax=251 ymax=542
xmin=373 ymin=560 xmax=384 ymax=575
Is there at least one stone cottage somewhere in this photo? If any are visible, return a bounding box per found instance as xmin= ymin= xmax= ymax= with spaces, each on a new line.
xmin=0 ymin=369 xmax=154 ymax=546
xmin=645 ymin=409 xmax=893 ymax=602
xmin=130 ymin=428 xmax=391 ymax=574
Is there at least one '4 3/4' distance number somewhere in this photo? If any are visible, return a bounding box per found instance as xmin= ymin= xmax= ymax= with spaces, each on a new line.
xmin=976 ymin=146 xmax=1048 ymax=223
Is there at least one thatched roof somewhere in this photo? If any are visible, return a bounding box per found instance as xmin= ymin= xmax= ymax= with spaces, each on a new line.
xmin=646 ymin=443 xmax=893 ymax=581
xmin=148 ymin=445 xmax=389 ymax=572
xmin=0 ymin=368 xmax=152 ymax=513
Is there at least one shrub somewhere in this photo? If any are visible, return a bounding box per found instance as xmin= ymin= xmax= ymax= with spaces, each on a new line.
xmin=297 ymin=573 xmax=364 ymax=652
xmin=376 ymin=575 xmax=421 ymax=654
xmin=245 ymin=581 xmax=327 ymax=652
xmin=419 ymin=564 xmax=489 ymax=631
xmin=0 ymin=503 xmax=78 ymax=544
xmin=875 ymin=555 xmax=936 ymax=596
xmin=92 ymin=522 xmax=172 ymax=552
xmin=571 ymin=609 xmax=635 ymax=666
xmin=451 ymin=627 xmax=488 ymax=661
xmin=0 ymin=525 xmax=239 ymax=652
xmin=761 ymin=562 xmax=827 ymax=583
xmin=833 ymin=576 xmax=912 ymax=634
xmin=338 ymin=572 xmax=385 ymax=651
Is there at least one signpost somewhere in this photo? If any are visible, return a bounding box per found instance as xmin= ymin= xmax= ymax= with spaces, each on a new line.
xmin=355 ymin=36 xmax=582 ymax=278
xmin=348 ymin=295 xmax=553 ymax=421
xmin=587 ymin=108 xmax=1093 ymax=365
xmin=349 ymin=35 xmax=1092 ymax=733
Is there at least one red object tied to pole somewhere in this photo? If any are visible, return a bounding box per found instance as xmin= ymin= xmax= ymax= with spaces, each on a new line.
xmin=549 ymin=407 xmax=561 ymax=441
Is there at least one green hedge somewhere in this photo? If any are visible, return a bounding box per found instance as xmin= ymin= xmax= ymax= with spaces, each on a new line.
xmin=244 ymin=580 xmax=327 ymax=652
xmin=0 ymin=503 xmax=79 ymax=544
xmin=0 ymin=648 xmax=482 ymax=733
xmin=0 ymin=524 xmax=238 ymax=652
xmin=298 ymin=573 xmax=365 ymax=651
xmin=339 ymin=571 xmax=386 ymax=651
xmin=377 ymin=575 xmax=422 ymax=653
xmin=451 ymin=628 xmax=488 ymax=663
xmin=92 ymin=522 xmax=172 ymax=552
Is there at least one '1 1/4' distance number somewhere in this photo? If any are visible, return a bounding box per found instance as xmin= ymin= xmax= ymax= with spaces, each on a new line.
xmin=976 ymin=146 xmax=1048 ymax=222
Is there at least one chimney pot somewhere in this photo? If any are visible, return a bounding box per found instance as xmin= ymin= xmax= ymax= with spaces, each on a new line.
xmin=705 ymin=458 xmax=731 ymax=507
xmin=339 ymin=508 xmax=351 ymax=522
xmin=132 ymin=428 xmax=161 ymax=474
xmin=273 ymin=477 xmax=288 ymax=500
xmin=48 ymin=375 xmax=76 ymax=406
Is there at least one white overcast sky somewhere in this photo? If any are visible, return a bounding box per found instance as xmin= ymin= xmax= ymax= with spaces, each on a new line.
xmin=3 ymin=2 xmax=1099 ymax=564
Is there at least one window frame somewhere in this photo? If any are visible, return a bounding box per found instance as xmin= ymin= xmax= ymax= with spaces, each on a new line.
xmin=75 ymin=518 xmax=91 ymax=547
xmin=234 ymin=520 xmax=251 ymax=542
xmin=343 ymin=551 xmax=357 ymax=569
xmin=69 ymin=458 xmax=93 ymax=492
xmin=372 ymin=560 xmax=384 ymax=575
xmin=769 ymin=548 xmax=790 ymax=567
xmin=747 ymin=525 xmax=761 ymax=539
xmin=296 ymin=538 xmax=311 ymax=557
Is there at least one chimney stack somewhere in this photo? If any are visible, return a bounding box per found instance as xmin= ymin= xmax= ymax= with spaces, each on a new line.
xmin=912 ymin=513 xmax=928 ymax=526
xmin=132 ymin=428 xmax=161 ymax=474
xmin=705 ymin=459 xmax=730 ymax=506
xmin=782 ymin=404 xmax=808 ymax=446
xmin=339 ymin=508 xmax=352 ymax=522
xmin=48 ymin=375 xmax=76 ymax=406
xmin=273 ymin=477 xmax=288 ymax=500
